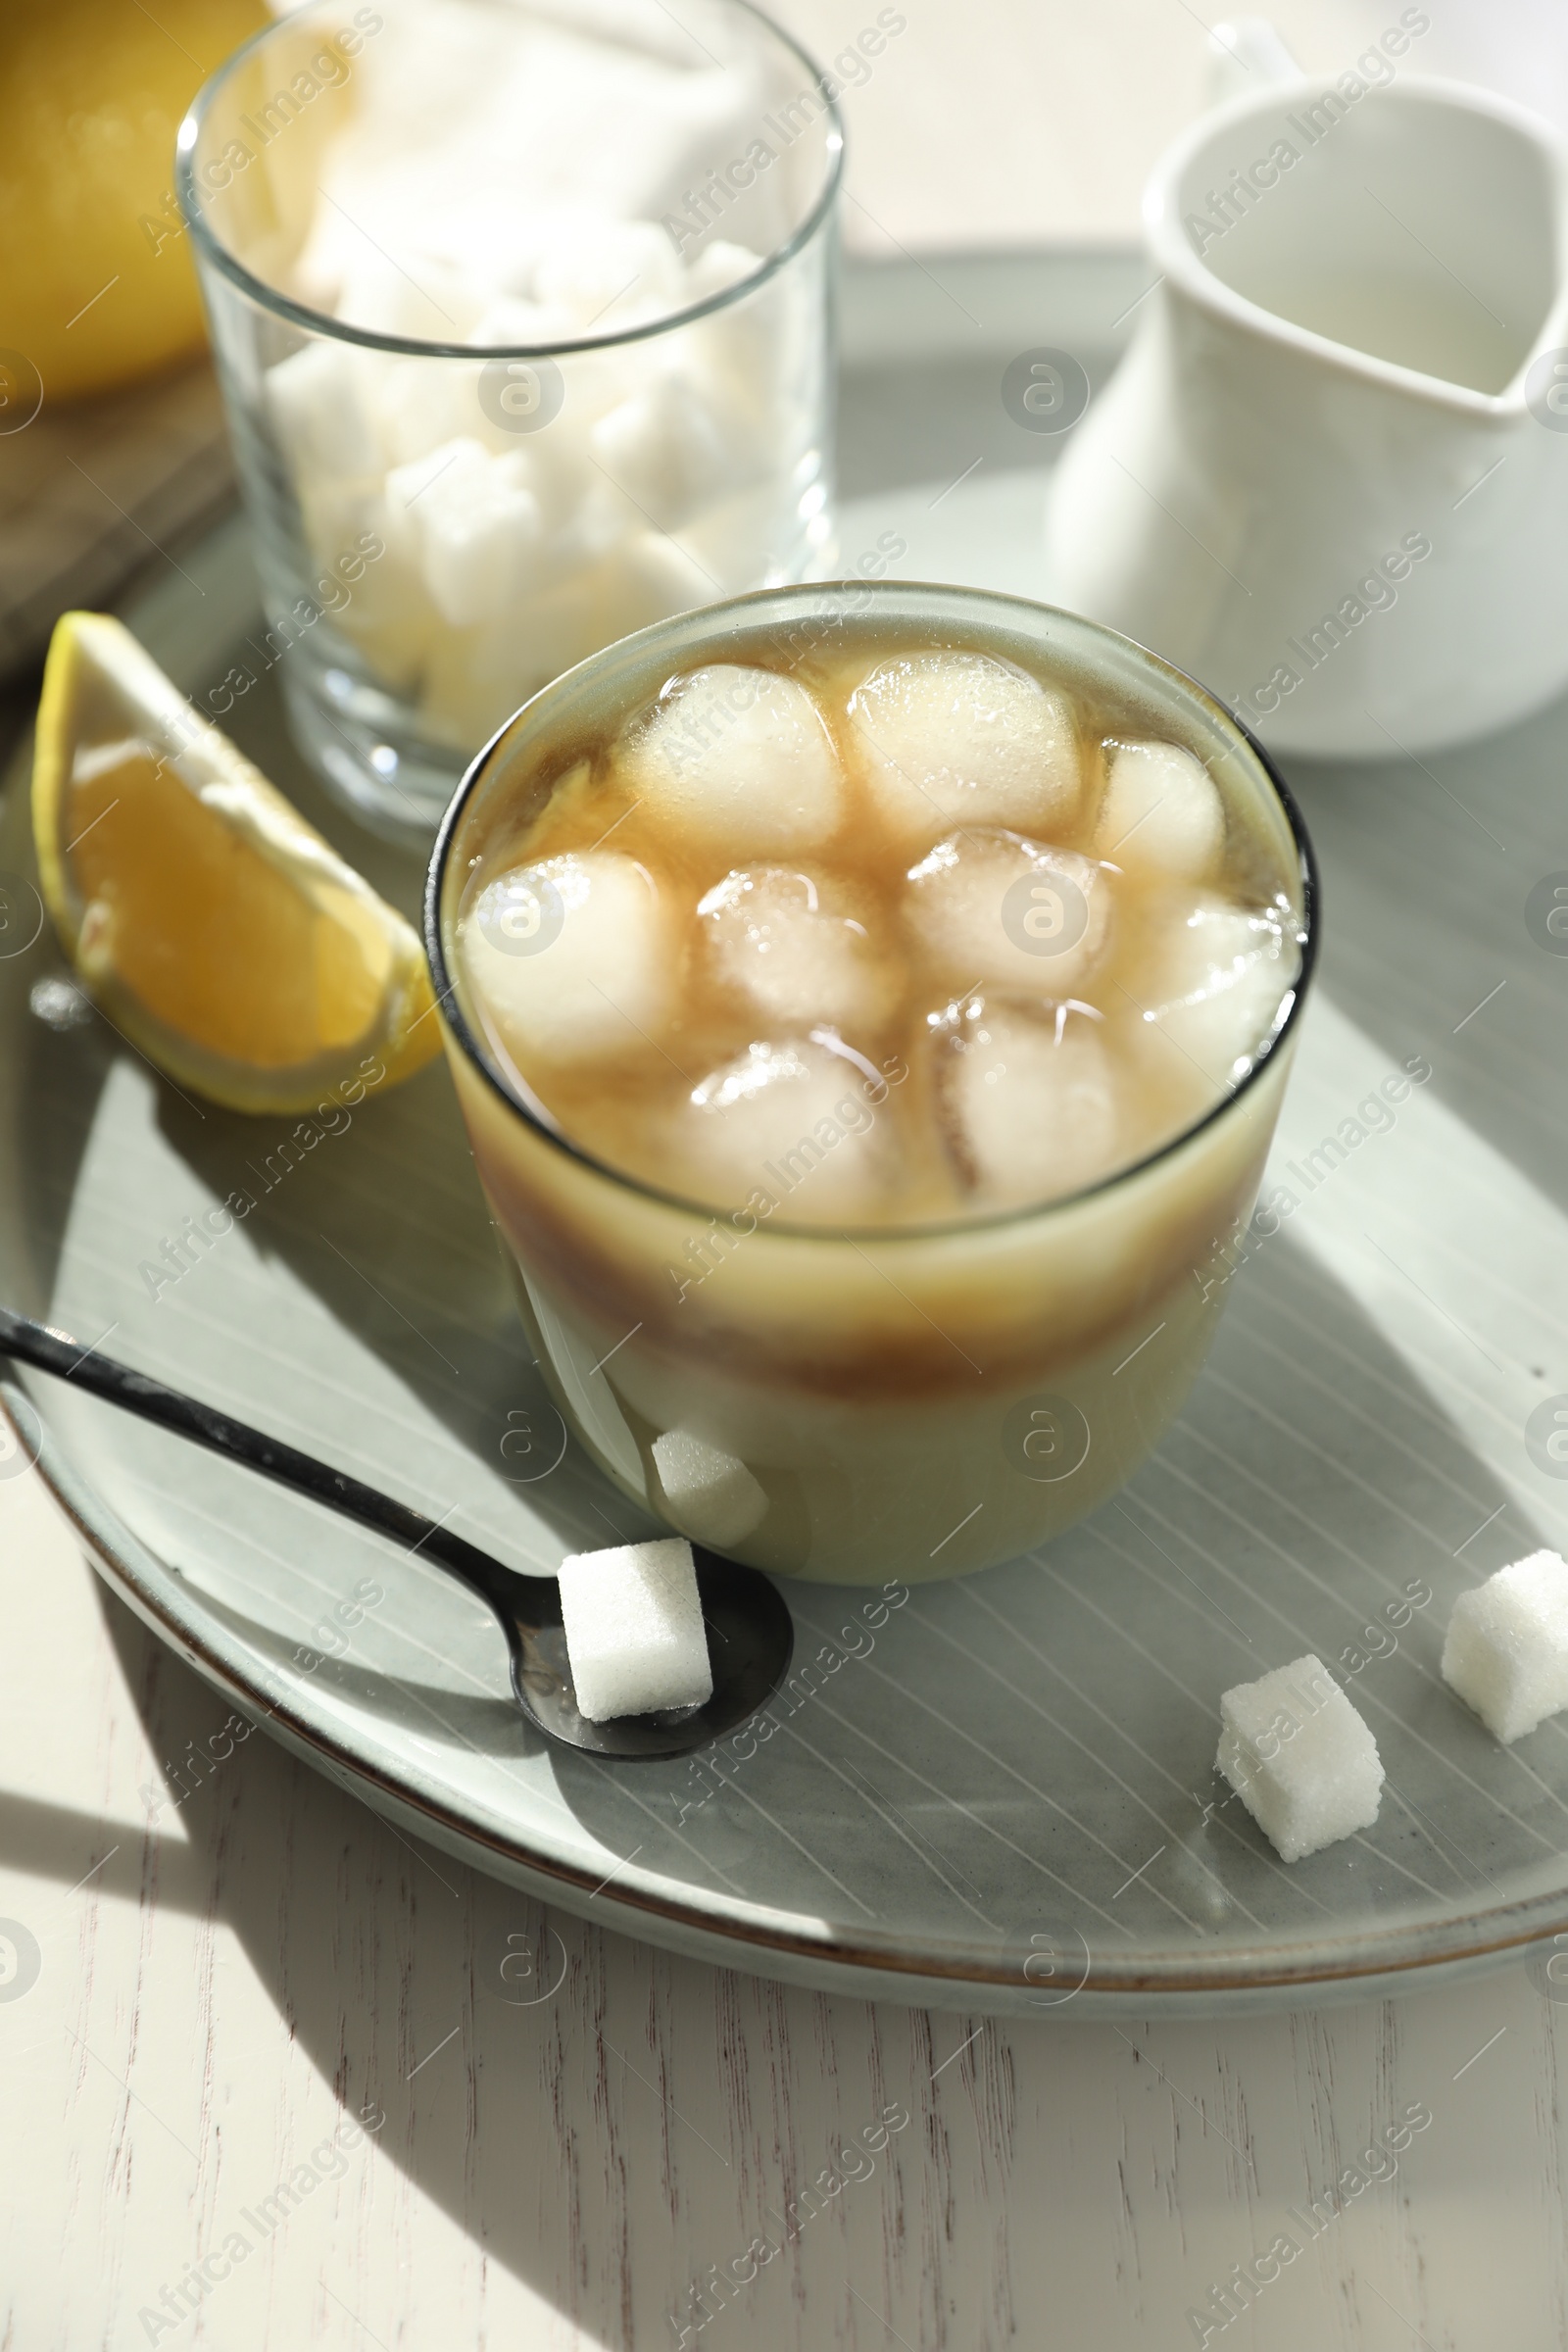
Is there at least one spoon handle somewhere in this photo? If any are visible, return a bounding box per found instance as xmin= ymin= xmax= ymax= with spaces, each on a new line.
xmin=0 ymin=1303 xmax=547 ymax=1609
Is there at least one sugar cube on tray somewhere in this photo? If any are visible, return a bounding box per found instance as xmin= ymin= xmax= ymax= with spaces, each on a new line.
xmin=1442 ymin=1549 xmax=1568 ymax=1743
xmin=1215 ymin=1654 xmax=1384 ymax=1863
xmin=558 ymin=1539 xmax=713 ymax=1724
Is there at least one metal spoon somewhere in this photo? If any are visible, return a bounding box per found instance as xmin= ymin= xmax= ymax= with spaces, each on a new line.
xmin=0 ymin=1305 xmax=793 ymax=1760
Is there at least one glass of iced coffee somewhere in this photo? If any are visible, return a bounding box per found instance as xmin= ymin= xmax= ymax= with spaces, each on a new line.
xmin=425 ymin=581 xmax=1315 ymax=1585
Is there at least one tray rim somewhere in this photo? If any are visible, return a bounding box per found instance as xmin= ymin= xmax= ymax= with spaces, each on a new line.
xmin=7 ymin=241 xmax=1565 ymax=2014
xmin=15 ymin=1368 xmax=1568 ymax=2011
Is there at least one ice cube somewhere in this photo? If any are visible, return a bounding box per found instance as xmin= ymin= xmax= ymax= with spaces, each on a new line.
xmin=847 ymin=651 xmax=1081 ymax=849
xmin=624 ymin=666 xmax=845 ymax=853
xmin=1133 ymin=892 xmax=1299 ymax=1092
xmin=652 ymin=1429 xmax=768 ymax=1547
xmin=667 ymin=1037 xmax=892 ymax=1223
xmin=1097 ymin=739 xmax=1225 ymax=881
xmin=1442 ymin=1550 xmax=1568 ymax=1743
xmin=699 ymin=867 xmax=893 ymax=1030
xmin=1216 ymin=1655 xmax=1384 ymax=1862
xmin=905 ymin=830 xmax=1112 ymax=996
xmin=384 ymin=438 xmax=548 ymax=629
xmin=935 ymin=1000 xmax=1120 ymax=1207
xmin=558 ymin=1537 xmax=712 ymax=1722
xmin=459 ymin=851 xmax=673 ymax=1064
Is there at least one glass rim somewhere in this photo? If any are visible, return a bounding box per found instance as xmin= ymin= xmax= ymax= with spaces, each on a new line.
xmin=424 ymin=578 xmax=1320 ymax=1245
xmin=175 ymin=0 xmax=845 ymax=363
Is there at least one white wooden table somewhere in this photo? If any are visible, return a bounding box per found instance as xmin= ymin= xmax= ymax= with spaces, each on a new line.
xmin=1 ymin=1467 xmax=1560 ymax=2348
xmin=8 ymin=3 xmax=1568 ymax=2342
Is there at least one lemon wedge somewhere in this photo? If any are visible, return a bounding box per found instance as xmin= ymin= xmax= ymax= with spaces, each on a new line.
xmin=32 ymin=612 xmax=439 ymax=1114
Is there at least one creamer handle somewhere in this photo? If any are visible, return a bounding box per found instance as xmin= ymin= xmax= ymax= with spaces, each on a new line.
xmin=1206 ymin=18 xmax=1303 ymax=106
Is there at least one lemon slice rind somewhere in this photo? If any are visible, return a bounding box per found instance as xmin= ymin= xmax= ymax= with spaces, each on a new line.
xmin=32 ymin=612 xmax=439 ymax=1115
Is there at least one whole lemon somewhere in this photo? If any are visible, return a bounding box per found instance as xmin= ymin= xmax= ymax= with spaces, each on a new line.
xmin=0 ymin=0 xmax=268 ymax=406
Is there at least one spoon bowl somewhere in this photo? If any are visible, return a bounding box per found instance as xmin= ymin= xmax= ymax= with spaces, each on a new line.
xmin=506 ymin=1557 xmax=795 ymax=1758
xmin=0 ymin=1306 xmax=792 ymax=1760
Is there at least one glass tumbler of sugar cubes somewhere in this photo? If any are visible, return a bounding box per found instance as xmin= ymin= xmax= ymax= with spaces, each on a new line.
xmin=426 ymin=579 xmax=1318 ymax=1588
xmin=176 ymin=0 xmax=842 ymax=840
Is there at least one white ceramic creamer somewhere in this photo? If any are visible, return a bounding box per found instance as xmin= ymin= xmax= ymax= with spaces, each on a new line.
xmin=1042 ymin=67 xmax=1568 ymax=757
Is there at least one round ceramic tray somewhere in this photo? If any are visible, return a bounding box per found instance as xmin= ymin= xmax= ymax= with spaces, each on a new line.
xmin=5 ymin=252 xmax=1568 ymax=2016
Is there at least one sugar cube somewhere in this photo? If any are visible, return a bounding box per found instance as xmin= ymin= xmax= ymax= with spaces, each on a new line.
xmin=467 ymin=292 xmax=579 ymax=353
xmin=590 ymin=372 xmax=742 ymax=531
xmin=1215 ymin=1654 xmax=1384 ymax=1863
xmin=532 ymin=218 xmax=684 ymax=328
xmin=683 ymin=240 xmax=760 ymax=301
xmin=333 ymin=246 xmax=488 ymax=342
xmin=375 ymin=353 xmax=512 ymax=468
xmin=418 ymin=531 xmax=712 ymax=751
xmin=267 ymin=342 xmax=384 ymax=483
xmin=264 ymin=0 xmax=823 ymax=751
xmin=653 ymin=1429 xmax=768 ymax=1548
xmin=679 ymin=475 xmax=800 ymax=588
xmin=558 ymin=1538 xmax=713 ymax=1722
xmin=1442 ymin=1549 xmax=1568 ymax=1742
xmin=384 ymin=438 xmax=548 ymax=629
xmin=597 ymin=531 xmax=717 ymax=640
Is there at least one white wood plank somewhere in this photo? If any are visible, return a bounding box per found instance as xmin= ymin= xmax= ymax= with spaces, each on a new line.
xmin=2 ymin=1465 xmax=1565 ymax=2349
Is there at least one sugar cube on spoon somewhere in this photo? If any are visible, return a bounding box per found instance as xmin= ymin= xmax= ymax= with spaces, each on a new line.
xmin=558 ymin=1538 xmax=714 ymax=1723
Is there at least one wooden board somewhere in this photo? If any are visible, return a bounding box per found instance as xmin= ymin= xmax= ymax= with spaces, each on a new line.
xmin=0 ymin=356 xmax=234 ymax=684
